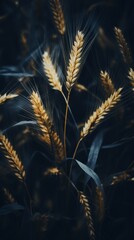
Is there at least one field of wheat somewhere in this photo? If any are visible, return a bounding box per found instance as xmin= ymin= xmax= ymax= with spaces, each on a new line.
xmin=0 ymin=0 xmax=134 ymax=239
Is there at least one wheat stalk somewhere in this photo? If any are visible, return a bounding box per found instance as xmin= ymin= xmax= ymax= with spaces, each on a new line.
xmin=50 ymin=0 xmax=66 ymax=35
xmin=114 ymin=27 xmax=132 ymax=65
xmin=0 ymin=135 xmax=25 ymax=181
xmin=79 ymin=191 xmax=95 ymax=240
xmin=0 ymin=93 xmax=18 ymax=104
xmin=64 ymin=31 xmax=84 ymax=156
xmin=73 ymin=88 xmax=122 ymax=158
xmin=66 ymin=31 xmax=84 ymax=91
xmin=100 ymin=70 xmax=115 ymax=96
xmin=128 ymin=68 xmax=134 ymax=88
xmin=42 ymin=51 xmax=62 ymax=93
xmin=30 ymin=91 xmax=64 ymax=161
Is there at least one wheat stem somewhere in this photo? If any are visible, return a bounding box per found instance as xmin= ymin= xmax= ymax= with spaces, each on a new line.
xmin=63 ymin=90 xmax=71 ymax=157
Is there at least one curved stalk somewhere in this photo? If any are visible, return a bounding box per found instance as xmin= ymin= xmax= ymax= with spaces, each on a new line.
xmin=63 ymin=90 xmax=71 ymax=157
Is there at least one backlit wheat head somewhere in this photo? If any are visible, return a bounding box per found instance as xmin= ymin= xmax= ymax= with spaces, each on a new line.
xmin=81 ymin=88 xmax=122 ymax=139
xmin=128 ymin=68 xmax=134 ymax=88
xmin=114 ymin=27 xmax=132 ymax=65
xmin=0 ymin=93 xmax=18 ymax=104
xmin=66 ymin=31 xmax=84 ymax=91
xmin=42 ymin=51 xmax=62 ymax=93
xmin=100 ymin=70 xmax=115 ymax=96
xmin=30 ymin=91 xmax=64 ymax=161
xmin=79 ymin=191 xmax=95 ymax=240
xmin=0 ymin=134 xmax=25 ymax=181
xmin=50 ymin=0 xmax=66 ymax=35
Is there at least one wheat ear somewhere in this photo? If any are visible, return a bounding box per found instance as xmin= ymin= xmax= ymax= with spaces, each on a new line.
xmin=81 ymin=88 xmax=122 ymax=138
xmin=64 ymin=31 xmax=84 ymax=156
xmin=73 ymin=88 xmax=122 ymax=159
xmin=0 ymin=93 xmax=18 ymax=104
xmin=114 ymin=27 xmax=132 ymax=65
xmin=50 ymin=0 xmax=65 ymax=35
xmin=42 ymin=51 xmax=62 ymax=93
xmin=0 ymin=135 xmax=25 ymax=181
xmin=66 ymin=31 xmax=84 ymax=91
xmin=100 ymin=70 xmax=115 ymax=96
xmin=3 ymin=188 xmax=15 ymax=203
xmin=30 ymin=91 xmax=64 ymax=161
xmin=95 ymin=187 xmax=104 ymax=221
xmin=44 ymin=167 xmax=61 ymax=176
xmin=79 ymin=191 xmax=95 ymax=240
xmin=128 ymin=68 xmax=134 ymax=88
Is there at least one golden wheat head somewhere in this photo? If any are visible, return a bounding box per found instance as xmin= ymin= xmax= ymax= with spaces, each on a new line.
xmin=44 ymin=167 xmax=61 ymax=176
xmin=30 ymin=91 xmax=51 ymax=143
xmin=0 ymin=134 xmax=25 ymax=181
xmin=66 ymin=31 xmax=84 ymax=91
xmin=114 ymin=27 xmax=132 ymax=65
xmin=0 ymin=93 xmax=18 ymax=104
xmin=30 ymin=91 xmax=64 ymax=161
xmin=3 ymin=188 xmax=15 ymax=203
xmin=79 ymin=191 xmax=95 ymax=240
xmin=42 ymin=51 xmax=62 ymax=92
xmin=81 ymin=88 xmax=122 ymax=139
xmin=128 ymin=68 xmax=134 ymax=88
xmin=100 ymin=70 xmax=115 ymax=96
xmin=50 ymin=0 xmax=66 ymax=35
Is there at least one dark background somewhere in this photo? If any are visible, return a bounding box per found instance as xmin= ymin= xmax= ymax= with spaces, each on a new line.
xmin=0 ymin=0 xmax=134 ymax=240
